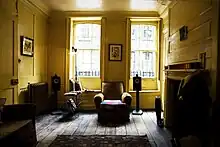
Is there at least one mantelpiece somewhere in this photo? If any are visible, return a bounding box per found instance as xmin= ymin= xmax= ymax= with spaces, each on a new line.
xmin=163 ymin=61 xmax=203 ymax=127
xmin=164 ymin=62 xmax=203 ymax=80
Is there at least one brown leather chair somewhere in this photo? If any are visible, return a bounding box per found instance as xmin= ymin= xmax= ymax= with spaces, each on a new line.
xmin=94 ymin=81 xmax=132 ymax=123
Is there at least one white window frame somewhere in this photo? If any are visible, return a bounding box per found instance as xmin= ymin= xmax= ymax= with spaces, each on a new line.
xmin=130 ymin=21 xmax=158 ymax=79
xmin=72 ymin=20 xmax=101 ymax=78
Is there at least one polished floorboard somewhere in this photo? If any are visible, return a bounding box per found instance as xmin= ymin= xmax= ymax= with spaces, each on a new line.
xmin=35 ymin=112 xmax=172 ymax=147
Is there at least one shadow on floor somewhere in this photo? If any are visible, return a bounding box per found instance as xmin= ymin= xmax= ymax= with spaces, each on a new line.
xmin=51 ymin=111 xmax=80 ymax=122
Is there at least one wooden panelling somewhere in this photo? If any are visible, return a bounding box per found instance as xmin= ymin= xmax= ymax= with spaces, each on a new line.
xmin=129 ymin=78 xmax=158 ymax=90
xmin=0 ymin=88 xmax=14 ymax=104
xmin=48 ymin=16 xmax=66 ymax=90
xmin=18 ymin=4 xmax=35 ymax=82
xmin=170 ymin=0 xmax=212 ymax=35
xmin=78 ymin=91 xmax=100 ymax=109
xmin=168 ymin=38 xmax=212 ymax=63
xmin=49 ymin=12 xmax=160 ymax=109
xmin=105 ymin=18 xmax=127 ymax=83
xmin=0 ymin=0 xmax=18 ymax=103
xmin=130 ymin=92 xmax=160 ymax=109
xmin=34 ymin=14 xmax=48 ymax=76
xmin=80 ymin=78 xmax=101 ymax=90
xmin=167 ymin=0 xmax=214 ymax=65
xmin=170 ymin=21 xmax=211 ymax=52
xmin=75 ymin=91 xmax=160 ymax=110
xmin=18 ymin=0 xmax=48 ymax=103
xmin=0 ymin=9 xmax=14 ymax=88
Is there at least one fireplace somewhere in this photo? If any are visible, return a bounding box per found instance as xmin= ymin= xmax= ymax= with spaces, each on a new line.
xmin=163 ymin=62 xmax=212 ymax=146
xmin=164 ymin=78 xmax=181 ymax=128
xmin=163 ymin=62 xmax=202 ymax=128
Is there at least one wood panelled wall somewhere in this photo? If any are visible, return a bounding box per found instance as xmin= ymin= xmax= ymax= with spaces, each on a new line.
xmin=0 ymin=0 xmax=49 ymax=104
xmin=0 ymin=0 xmax=18 ymax=104
xmin=160 ymin=0 xmax=219 ymax=100
xmin=48 ymin=11 xmax=161 ymax=109
xmin=168 ymin=0 xmax=213 ymax=64
xmin=18 ymin=0 xmax=49 ymax=103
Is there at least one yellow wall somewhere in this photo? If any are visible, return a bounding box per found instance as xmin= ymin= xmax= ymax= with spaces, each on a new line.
xmin=0 ymin=0 xmax=18 ymax=104
xmin=159 ymin=7 xmax=169 ymax=112
xmin=0 ymin=0 xmax=48 ymax=104
xmin=48 ymin=11 xmax=161 ymax=109
xmin=163 ymin=0 xmax=218 ymax=100
xmin=159 ymin=0 xmax=219 ymax=126
xmin=80 ymin=78 xmax=101 ymax=90
xmin=18 ymin=0 xmax=49 ymax=103
xmin=80 ymin=90 xmax=160 ymax=110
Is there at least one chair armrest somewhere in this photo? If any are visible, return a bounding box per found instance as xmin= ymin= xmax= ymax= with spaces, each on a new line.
xmin=94 ymin=93 xmax=104 ymax=109
xmin=94 ymin=93 xmax=104 ymax=100
xmin=121 ymin=92 xmax=132 ymax=106
xmin=2 ymin=103 xmax=36 ymax=122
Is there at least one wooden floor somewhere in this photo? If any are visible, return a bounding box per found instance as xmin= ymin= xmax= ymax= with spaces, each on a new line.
xmin=35 ymin=112 xmax=172 ymax=147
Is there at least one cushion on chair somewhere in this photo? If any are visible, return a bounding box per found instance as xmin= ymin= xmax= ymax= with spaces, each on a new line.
xmin=101 ymin=100 xmax=123 ymax=105
xmin=102 ymin=82 xmax=124 ymax=100
xmin=100 ymin=100 xmax=127 ymax=111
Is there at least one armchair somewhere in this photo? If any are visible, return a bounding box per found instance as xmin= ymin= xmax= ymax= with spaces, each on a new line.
xmin=94 ymin=81 xmax=132 ymax=123
xmin=94 ymin=81 xmax=132 ymax=108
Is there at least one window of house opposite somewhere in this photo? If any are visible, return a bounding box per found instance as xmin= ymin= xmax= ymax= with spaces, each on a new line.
xmin=73 ymin=23 xmax=101 ymax=77
xmin=131 ymin=24 xmax=157 ymax=78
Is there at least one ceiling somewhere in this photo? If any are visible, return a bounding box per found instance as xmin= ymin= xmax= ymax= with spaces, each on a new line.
xmin=42 ymin=0 xmax=164 ymax=12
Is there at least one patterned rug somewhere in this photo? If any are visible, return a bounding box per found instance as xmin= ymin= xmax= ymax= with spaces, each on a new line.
xmin=49 ymin=135 xmax=152 ymax=147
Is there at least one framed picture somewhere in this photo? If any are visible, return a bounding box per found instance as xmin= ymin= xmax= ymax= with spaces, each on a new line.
xmin=109 ymin=44 xmax=122 ymax=61
xmin=20 ymin=36 xmax=34 ymax=57
xmin=179 ymin=26 xmax=188 ymax=41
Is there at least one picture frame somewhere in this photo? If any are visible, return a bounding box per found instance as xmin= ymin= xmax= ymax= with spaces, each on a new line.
xmin=179 ymin=26 xmax=188 ymax=41
xmin=109 ymin=44 xmax=122 ymax=61
xmin=20 ymin=36 xmax=34 ymax=57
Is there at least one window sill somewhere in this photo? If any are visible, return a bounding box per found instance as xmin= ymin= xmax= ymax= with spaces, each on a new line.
xmin=84 ymin=89 xmax=101 ymax=93
xmin=130 ymin=77 xmax=157 ymax=79
xmin=129 ymin=89 xmax=160 ymax=93
xmin=143 ymin=77 xmax=157 ymax=79
xmin=79 ymin=77 xmax=100 ymax=79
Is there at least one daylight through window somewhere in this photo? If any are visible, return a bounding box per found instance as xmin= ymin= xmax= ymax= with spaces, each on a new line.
xmin=131 ymin=24 xmax=157 ymax=78
xmin=73 ymin=23 xmax=101 ymax=77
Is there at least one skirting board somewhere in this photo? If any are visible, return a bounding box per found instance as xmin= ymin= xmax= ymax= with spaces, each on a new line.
xmin=77 ymin=108 xmax=163 ymax=113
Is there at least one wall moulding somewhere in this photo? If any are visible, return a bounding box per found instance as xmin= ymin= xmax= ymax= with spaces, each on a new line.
xmin=19 ymin=0 xmax=50 ymax=16
xmin=64 ymin=11 xmax=160 ymax=18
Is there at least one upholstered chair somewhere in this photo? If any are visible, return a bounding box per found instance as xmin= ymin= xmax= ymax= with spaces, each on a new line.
xmin=94 ymin=81 xmax=132 ymax=109
xmin=93 ymin=81 xmax=132 ymax=123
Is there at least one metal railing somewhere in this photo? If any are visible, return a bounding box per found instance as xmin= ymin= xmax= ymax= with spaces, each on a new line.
xmin=75 ymin=71 xmax=154 ymax=77
xmin=131 ymin=71 xmax=155 ymax=78
xmin=76 ymin=71 xmax=100 ymax=77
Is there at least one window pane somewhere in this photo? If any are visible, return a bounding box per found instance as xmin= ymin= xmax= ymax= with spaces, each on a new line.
xmin=131 ymin=51 xmax=156 ymax=78
xmin=131 ymin=24 xmax=157 ymax=78
xmin=73 ymin=23 xmax=101 ymax=77
xmin=74 ymin=24 xmax=101 ymax=49
xmin=131 ymin=24 xmax=156 ymax=51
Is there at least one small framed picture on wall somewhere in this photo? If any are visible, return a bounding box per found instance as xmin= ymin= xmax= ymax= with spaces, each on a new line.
xmin=20 ymin=36 xmax=34 ymax=57
xmin=109 ymin=44 xmax=122 ymax=61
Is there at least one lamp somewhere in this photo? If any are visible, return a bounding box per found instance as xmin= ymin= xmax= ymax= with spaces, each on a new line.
xmin=72 ymin=46 xmax=78 ymax=81
xmin=71 ymin=46 xmax=82 ymax=91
